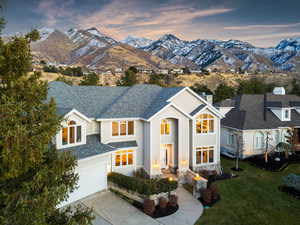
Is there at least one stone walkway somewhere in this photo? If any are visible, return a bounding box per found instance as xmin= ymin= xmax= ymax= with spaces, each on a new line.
xmin=78 ymin=187 xmax=203 ymax=225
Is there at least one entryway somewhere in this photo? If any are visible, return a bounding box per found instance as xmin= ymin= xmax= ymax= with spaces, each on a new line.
xmin=161 ymin=144 xmax=172 ymax=169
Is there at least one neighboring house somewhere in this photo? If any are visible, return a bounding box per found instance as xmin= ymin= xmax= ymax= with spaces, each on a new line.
xmin=217 ymin=87 xmax=300 ymax=159
xmin=48 ymin=82 xmax=224 ymax=206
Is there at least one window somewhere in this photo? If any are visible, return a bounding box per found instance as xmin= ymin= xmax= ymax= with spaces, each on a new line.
xmin=195 ymin=146 xmax=214 ymax=164
xmin=161 ymin=119 xmax=171 ymax=135
xmin=283 ymin=109 xmax=290 ymax=120
xmin=62 ymin=120 xmax=82 ymax=146
xmin=255 ymin=132 xmax=265 ymax=149
xmin=115 ymin=150 xmax=134 ymax=167
xmin=112 ymin=121 xmax=134 ymax=136
xmin=227 ymin=132 xmax=235 ymax=146
xmin=196 ymin=114 xmax=214 ymax=134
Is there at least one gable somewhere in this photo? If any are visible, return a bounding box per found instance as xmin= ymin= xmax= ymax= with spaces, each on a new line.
xmin=169 ymin=89 xmax=205 ymax=114
xmin=149 ymin=104 xmax=192 ymax=121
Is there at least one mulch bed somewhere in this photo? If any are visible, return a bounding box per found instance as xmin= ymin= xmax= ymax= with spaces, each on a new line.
xmin=133 ymin=201 xmax=179 ymax=218
xmin=279 ymin=185 xmax=300 ymax=200
xmin=246 ymin=152 xmax=300 ymax=172
xmin=198 ymin=195 xmax=221 ymax=207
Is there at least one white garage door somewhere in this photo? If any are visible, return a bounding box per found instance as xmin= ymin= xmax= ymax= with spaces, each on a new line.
xmin=61 ymin=161 xmax=107 ymax=206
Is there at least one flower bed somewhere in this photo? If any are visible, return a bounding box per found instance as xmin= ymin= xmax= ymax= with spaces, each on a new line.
xmin=246 ymin=152 xmax=300 ymax=172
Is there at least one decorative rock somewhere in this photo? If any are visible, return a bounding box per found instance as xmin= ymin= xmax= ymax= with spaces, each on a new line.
xmin=275 ymin=157 xmax=281 ymax=162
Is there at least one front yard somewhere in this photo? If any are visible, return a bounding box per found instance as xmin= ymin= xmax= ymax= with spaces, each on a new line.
xmin=196 ymin=157 xmax=300 ymax=225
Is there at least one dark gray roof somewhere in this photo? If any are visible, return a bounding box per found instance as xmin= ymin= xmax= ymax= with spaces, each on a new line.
xmin=220 ymin=94 xmax=300 ymax=130
xmin=56 ymin=107 xmax=73 ymax=116
xmin=190 ymin=105 xmax=206 ymax=116
xmin=48 ymin=82 xmax=184 ymax=119
xmin=59 ymin=135 xmax=116 ymax=160
xmin=214 ymin=99 xmax=235 ymax=108
xmin=107 ymin=141 xmax=138 ymax=149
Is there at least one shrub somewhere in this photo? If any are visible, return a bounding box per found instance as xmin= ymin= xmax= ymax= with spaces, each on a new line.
xmin=108 ymin=172 xmax=178 ymax=196
xmin=134 ymin=168 xmax=149 ymax=179
xmin=143 ymin=199 xmax=155 ymax=216
xmin=283 ymin=173 xmax=300 ymax=192
xmin=201 ymin=188 xmax=212 ymax=204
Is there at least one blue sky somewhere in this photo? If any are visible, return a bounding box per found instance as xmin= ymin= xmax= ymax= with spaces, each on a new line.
xmin=2 ymin=0 xmax=300 ymax=47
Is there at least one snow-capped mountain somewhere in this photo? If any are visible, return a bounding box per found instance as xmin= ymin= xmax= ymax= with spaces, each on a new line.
xmin=122 ymin=36 xmax=153 ymax=48
xmin=31 ymin=27 xmax=175 ymax=70
xmin=37 ymin=27 xmax=55 ymax=41
xmin=127 ymin=34 xmax=300 ymax=72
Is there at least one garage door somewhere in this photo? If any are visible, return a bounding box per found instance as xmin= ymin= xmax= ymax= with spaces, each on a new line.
xmin=61 ymin=161 xmax=107 ymax=206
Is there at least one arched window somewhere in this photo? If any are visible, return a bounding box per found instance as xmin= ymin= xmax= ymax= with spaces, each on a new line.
xmin=196 ymin=114 xmax=214 ymax=134
xmin=254 ymin=132 xmax=265 ymax=149
xmin=62 ymin=120 xmax=82 ymax=145
xmin=161 ymin=119 xmax=171 ymax=135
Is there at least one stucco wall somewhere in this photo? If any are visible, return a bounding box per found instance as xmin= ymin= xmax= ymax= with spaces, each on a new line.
xmin=100 ymin=120 xmax=144 ymax=169
xmin=191 ymin=108 xmax=221 ymax=170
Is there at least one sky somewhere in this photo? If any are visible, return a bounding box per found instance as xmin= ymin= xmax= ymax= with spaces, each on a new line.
xmin=1 ymin=0 xmax=300 ymax=47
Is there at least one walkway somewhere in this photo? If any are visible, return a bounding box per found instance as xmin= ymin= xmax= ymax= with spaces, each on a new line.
xmin=78 ymin=187 xmax=203 ymax=225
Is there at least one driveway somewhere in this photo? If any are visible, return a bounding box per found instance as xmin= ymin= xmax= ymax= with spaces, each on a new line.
xmin=79 ymin=187 xmax=203 ymax=225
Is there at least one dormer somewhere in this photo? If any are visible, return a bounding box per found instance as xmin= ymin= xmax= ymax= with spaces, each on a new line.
xmin=266 ymin=87 xmax=292 ymax=121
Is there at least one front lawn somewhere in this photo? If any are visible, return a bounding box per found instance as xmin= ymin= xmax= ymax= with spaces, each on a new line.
xmin=196 ymin=157 xmax=300 ymax=225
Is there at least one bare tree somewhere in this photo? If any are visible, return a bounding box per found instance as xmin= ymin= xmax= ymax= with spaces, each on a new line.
xmin=264 ymin=131 xmax=274 ymax=163
xmin=233 ymin=131 xmax=244 ymax=170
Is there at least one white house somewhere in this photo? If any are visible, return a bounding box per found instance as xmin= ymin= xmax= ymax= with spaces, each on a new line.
xmin=217 ymin=87 xmax=300 ymax=158
xmin=48 ymin=82 xmax=224 ymax=205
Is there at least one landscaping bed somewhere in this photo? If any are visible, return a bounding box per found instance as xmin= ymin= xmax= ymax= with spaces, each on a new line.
xmin=246 ymin=152 xmax=300 ymax=172
xmin=278 ymin=185 xmax=300 ymax=200
xmin=108 ymin=172 xmax=179 ymax=218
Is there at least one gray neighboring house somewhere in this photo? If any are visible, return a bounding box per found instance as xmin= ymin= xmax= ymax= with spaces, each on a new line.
xmin=48 ymin=81 xmax=224 ymax=206
xmin=217 ymin=87 xmax=300 ymax=159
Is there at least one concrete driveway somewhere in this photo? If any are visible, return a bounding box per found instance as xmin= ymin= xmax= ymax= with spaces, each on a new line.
xmin=79 ymin=187 xmax=203 ymax=225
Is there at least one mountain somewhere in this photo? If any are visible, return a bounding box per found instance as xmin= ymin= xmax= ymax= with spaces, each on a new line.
xmin=123 ymin=34 xmax=300 ymax=73
xmin=122 ymin=36 xmax=153 ymax=48
xmin=32 ymin=27 xmax=176 ymax=70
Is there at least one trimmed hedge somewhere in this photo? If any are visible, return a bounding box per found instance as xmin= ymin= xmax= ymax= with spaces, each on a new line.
xmin=108 ymin=172 xmax=178 ymax=196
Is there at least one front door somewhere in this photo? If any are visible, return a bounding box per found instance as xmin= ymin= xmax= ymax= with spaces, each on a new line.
xmin=160 ymin=146 xmax=168 ymax=169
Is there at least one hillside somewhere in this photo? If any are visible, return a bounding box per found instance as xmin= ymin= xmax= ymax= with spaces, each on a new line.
xmin=32 ymin=28 xmax=176 ymax=71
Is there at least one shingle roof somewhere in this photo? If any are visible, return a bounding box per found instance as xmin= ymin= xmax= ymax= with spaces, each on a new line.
xmin=59 ymin=135 xmax=116 ymax=160
xmin=48 ymin=82 xmax=184 ymax=119
xmin=107 ymin=141 xmax=138 ymax=149
xmin=220 ymin=94 xmax=300 ymax=130
xmin=190 ymin=105 xmax=206 ymax=116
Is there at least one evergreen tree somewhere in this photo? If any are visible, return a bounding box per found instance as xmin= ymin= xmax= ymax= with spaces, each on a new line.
xmin=190 ymin=83 xmax=213 ymax=95
xmin=214 ymin=83 xmax=235 ymax=103
xmin=79 ymin=72 xmax=99 ymax=86
xmin=118 ymin=67 xmax=138 ymax=86
xmin=56 ymin=75 xmax=74 ymax=86
xmin=236 ymin=78 xmax=275 ymax=95
xmin=0 ymin=29 xmax=93 ymax=225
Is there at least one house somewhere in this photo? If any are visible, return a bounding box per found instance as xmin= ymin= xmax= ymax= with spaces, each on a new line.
xmin=48 ymin=82 xmax=224 ymax=206
xmin=217 ymin=87 xmax=300 ymax=159
xmin=158 ymin=69 xmax=169 ymax=75
xmin=170 ymin=69 xmax=184 ymax=74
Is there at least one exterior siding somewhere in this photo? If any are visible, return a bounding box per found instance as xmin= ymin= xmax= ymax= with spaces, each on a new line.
xmin=170 ymin=89 xmax=205 ymax=114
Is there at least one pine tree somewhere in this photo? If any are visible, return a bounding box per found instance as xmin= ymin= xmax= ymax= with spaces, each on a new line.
xmin=214 ymin=83 xmax=235 ymax=103
xmin=0 ymin=29 xmax=93 ymax=225
xmin=79 ymin=72 xmax=99 ymax=86
xmin=117 ymin=67 xmax=138 ymax=86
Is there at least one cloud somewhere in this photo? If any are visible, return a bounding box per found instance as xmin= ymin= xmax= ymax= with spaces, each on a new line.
xmin=34 ymin=0 xmax=76 ymax=27
xmin=224 ymin=22 xmax=300 ymax=30
xmin=78 ymin=0 xmax=234 ymax=40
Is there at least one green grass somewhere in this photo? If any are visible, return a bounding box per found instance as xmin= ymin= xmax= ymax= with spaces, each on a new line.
xmin=196 ymin=158 xmax=300 ymax=225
